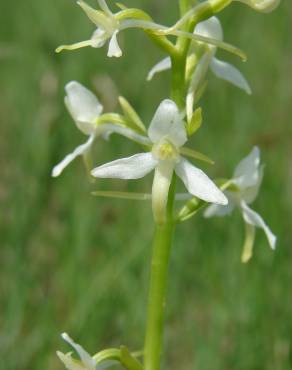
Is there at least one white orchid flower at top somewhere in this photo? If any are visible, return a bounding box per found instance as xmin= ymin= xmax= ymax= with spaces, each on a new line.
xmin=52 ymin=81 xmax=149 ymax=177
xmin=91 ymin=99 xmax=227 ymax=224
xmin=204 ymin=147 xmax=276 ymax=262
xmin=147 ymin=17 xmax=251 ymax=121
xmin=57 ymin=332 xmax=117 ymax=370
xmin=56 ymin=0 xmax=247 ymax=59
xmin=56 ymin=0 xmax=125 ymax=57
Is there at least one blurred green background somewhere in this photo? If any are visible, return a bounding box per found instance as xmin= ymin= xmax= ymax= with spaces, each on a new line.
xmin=0 ymin=1 xmax=291 ymax=369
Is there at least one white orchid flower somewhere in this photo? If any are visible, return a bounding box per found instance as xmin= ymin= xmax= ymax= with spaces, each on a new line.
xmin=56 ymin=0 xmax=125 ymax=57
xmin=91 ymin=99 xmax=227 ymax=224
xmin=147 ymin=17 xmax=251 ymax=120
xmin=56 ymin=0 xmax=246 ymax=59
xmin=52 ymin=81 xmax=149 ymax=177
xmin=57 ymin=333 xmax=117 ymax=370
xmin=204 ymin=147 xmax=276 ymax=262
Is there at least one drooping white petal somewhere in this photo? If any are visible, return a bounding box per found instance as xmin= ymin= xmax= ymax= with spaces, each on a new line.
xmin=52 ymin=135 xmax=95 ymax=177
xmin=65 ymin=81 xmax=103 ymax=135
xmin=107 ymin=31 xmax=122 ymax=57
xmin=152 ymin=161 xmax=174 ymax=224
xmin=61 ymin=333 xmax=96 ymax=370
xmin=233 ymin=146 xmax=260 ymax=189
xmin=148 ymin=99 xmax=187 ymax=147
xmin=240 ymin=201 xmax=276 ymax=249
xmin=175 ymin=158 xmax=228 ymax=205
xmin=210 ymin=57 xmax=252 ymax=95
xmin=204 ymin=198 xmax=235 ymax=218
xmin=57 ymin=351 xmax=85 ymax=370
xmin=194 ymin=16 xmax=223 ymax=43
xmin=147 ymin=57 xmax=171 ymax=81
xmin=91 ymin=153 xmax=157 ymax=179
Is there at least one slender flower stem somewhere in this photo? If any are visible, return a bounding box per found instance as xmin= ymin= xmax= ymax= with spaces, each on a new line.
xmin=144 ymin=179 xmax=176 ymax=370
xmin=143 ymin=2 xmax=204 ymax=369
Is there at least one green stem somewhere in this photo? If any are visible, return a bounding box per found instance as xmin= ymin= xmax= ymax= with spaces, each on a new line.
xmin=143 ymin=1 xmax=202 ymax=368
xmin=144 ymin=178 xmax=176 ymax=370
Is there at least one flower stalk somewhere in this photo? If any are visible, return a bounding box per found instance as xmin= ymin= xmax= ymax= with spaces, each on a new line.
xmin=144 ymin=177 xmax=176 ymax=370
xmin=144 ymin=3 xmax=191 ymax=369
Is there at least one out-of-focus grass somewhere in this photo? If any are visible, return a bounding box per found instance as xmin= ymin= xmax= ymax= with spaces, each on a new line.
xmin=0 ymin=1 xmax=291 ymax=370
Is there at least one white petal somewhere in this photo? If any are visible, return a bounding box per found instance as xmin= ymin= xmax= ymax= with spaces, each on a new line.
xmin=147 ymin=57 xmax=171 ymax=81
xmin=57 ymin=351 xmax=85 ymax=370
xmin=241 ymin=165 xmax=264 ymax=204
xmin=152 ymin=161 xmax=174 ymax=224
xmin=233 ymin=146 xmax=261 ymax=189
xmin=65 ymin=81 xmax=103 ymax=135
xmin=107 ymin=31 xmax=122 ymax=57
xmin=148 ymin=99 xmax=187 ymax=147
xmin=91 ymin=152 xmax=157 ymax=179
xmin=194 ymin=16 xmax=223 ymax=42
xmin=240 ymin=201 xmax=277 ymax=249
xmin=204 ymin=199 xmax=235 ymax=218
xmin=175 ymin=158 xmax=228 ymax=205
xmin=52 ymin=135 xmax=95 ymax=177
xmin=61 ymin=333 xmax=96 ymax=370
xmin=210 ymin=57 xmax=252 ymax=95
xmin=91 ymin=28 xmax=108 ymax=48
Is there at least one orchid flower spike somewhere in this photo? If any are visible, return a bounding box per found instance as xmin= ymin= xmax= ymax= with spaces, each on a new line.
xmin=204 ymin=147 xmax=276 ymax=263
xmin=234 ymin=0 xmax=280 ymax=13
xmin=91 ymin=99 xmax=227 ymax=224
xmin=148 ymin=17 xmax=251 ymax=120
xmin=52 ymin=81 xmax=148 ymax=177
xmin=57 ymin=333 xmax=116 ymax=370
